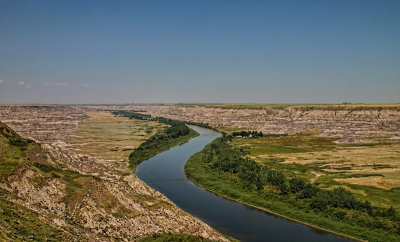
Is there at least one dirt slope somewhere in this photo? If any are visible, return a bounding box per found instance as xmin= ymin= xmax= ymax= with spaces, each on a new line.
xmin=102 ymin=104 xmax=400 ymax=143
xmin=0 ymin=105 xmax=226 ymax=241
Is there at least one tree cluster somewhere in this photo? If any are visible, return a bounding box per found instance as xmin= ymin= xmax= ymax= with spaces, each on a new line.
xmin=204 ymin=136 xmax=399 ymax=223
xmin=232 ymin=130 xmax=264 ymax=138
xmin=112 ymin=110 xmax=213 ymax=129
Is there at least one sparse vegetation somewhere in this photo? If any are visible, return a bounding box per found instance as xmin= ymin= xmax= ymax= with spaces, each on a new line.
xmin=0 ymin=122 xmax=81 ymax=241
xmin=0 ymin=121 xmax=144 ymax=240
xmin=139 ymin=232 xmax=215 ymax=242
xmin=0 ymin=108 xmax=227 ymax=241
xmin=0 ymin=189 xmax=72 ymax=241
xmin=0 ymin=122 xmax=35 ymax=182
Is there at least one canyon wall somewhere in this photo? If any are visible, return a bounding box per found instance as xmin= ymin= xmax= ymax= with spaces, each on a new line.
xmin=0 ymin=105 xmax=226 ymax=241
xmin=103 ymin=105 xmax=400 ymax=143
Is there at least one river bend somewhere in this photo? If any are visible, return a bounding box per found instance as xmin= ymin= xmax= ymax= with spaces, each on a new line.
xmin=136 ymin=126 xmax=348 ymax=242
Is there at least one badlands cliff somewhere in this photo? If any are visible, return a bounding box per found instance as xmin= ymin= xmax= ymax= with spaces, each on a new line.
xmin=0 ymin=105 xmax=226 ymax=241
xmin=103 ymin=104 xmax=400 ymax=143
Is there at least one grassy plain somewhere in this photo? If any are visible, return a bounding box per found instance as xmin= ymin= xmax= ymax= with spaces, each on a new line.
xmin=67 ymin=111 xmax=164 ymax=165
xmin=233 ymin=134 xmax=400 ymax=209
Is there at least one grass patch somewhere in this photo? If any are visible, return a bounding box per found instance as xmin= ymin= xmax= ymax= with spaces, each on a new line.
xmin=0 ymin=189 xmax=72 ymax=241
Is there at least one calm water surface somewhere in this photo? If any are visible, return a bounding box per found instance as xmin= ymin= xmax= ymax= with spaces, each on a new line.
xmin=136 ymin=126 xmax=349 ymax=242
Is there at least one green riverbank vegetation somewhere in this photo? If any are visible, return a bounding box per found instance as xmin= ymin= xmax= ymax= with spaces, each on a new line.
xmin=185 ymin=134 xmax=400 ymax=241
xmin=112 ymin=111 xmax=210 ymax=168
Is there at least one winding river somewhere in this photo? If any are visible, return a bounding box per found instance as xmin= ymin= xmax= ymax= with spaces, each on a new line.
xmin=136 ymin=126 xmax=348 ymax=242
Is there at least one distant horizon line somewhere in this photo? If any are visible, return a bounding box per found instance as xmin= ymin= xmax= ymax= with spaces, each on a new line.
xmin=1 ymin=102 xmax=399 ymax=106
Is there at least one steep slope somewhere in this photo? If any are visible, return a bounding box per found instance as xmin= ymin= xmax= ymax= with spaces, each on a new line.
xmin=0 ymin=107 xmax=226 ymax=242
xmin=111 ymin=104 xmax=400 ymax=143
xmin=0 ymin=122 xmax=79 ymax=241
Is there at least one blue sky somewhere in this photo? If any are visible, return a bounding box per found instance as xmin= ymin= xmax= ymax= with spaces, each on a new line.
xmin=0 ymin=0 xmax=399 ymax=104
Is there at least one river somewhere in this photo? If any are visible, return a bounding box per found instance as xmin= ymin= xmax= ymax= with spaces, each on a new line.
xmin=136 ymin=125 xmax=348 ymax=242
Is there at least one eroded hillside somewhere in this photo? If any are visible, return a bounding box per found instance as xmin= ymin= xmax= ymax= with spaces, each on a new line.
xmin=0 ymin=105 xmax=226 ymax=241
xmin=101 ymin=104 xmax=400 ymax=143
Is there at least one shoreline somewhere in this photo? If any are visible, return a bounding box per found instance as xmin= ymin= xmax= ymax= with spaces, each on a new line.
xmin=135 ymin=124 xmax=362 ymax=241
xmin=185 ymin=173 xmax=363 ymax=242
xmin=182 ymin=126 xmax=363 ymax=241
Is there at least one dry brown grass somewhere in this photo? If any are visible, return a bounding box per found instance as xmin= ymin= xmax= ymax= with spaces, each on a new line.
xmin=67 ymin=111 xmax=164 ymax=163
xmin=233 ymin=133 xmax=400 ymax=208
xmin=334 ymin=176 xmax=400 ymax=190
xmin=216 ymin=126 xmax=247 ymax=134
xmin=278 ymin=144 xmax=400 ymax=189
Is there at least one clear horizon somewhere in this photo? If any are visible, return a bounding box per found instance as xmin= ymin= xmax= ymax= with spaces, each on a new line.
xmin=1 ymin=0 xmax=399 ymax=104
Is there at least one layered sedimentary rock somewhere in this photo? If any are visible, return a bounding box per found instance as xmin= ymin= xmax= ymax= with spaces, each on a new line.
xmin=0 ymin=105 xmax=226 ymax=241
xmin=100 ymin=105 xmax=400 ymax=143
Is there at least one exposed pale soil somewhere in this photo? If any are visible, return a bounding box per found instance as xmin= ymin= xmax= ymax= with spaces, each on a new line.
xmin=94 ymin=104 xmax=400 ymax=143
xmin=0 ymin=105 xmax=227 ymax=241
xmin=2 ymin=104 xmax=400 ymax=240
xmin=89 ymin=104 xmax=400 ymax=191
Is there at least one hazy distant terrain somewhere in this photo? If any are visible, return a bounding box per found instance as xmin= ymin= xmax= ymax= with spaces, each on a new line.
xmin=96 ymin=104 xmax=400 ymax=143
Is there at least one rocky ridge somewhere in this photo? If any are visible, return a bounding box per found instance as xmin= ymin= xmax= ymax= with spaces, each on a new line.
xmin=97 ymin=105 xmax=400 ymax=143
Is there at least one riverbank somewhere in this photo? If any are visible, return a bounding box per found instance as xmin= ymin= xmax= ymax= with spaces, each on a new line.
xmin=186 ymin=171 xmax=360 ymax=242
xmin=136 ymin=125 xmax=348 ymax=241
xmin=185 ymin=136 xmax=400 ymax=241
xmin=129 ymin=128 xmax=199 ymax=169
